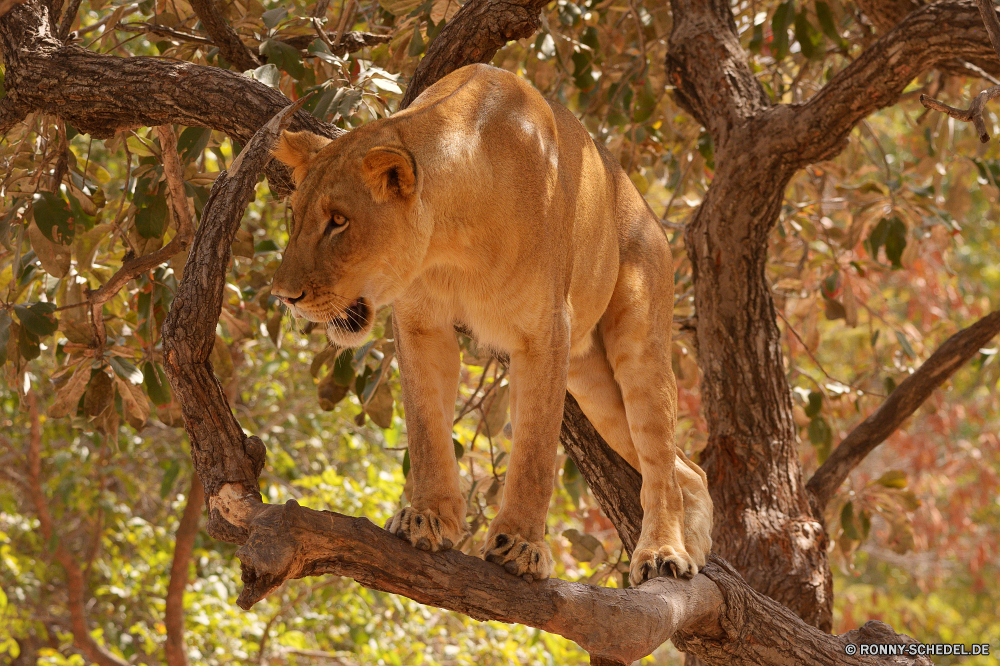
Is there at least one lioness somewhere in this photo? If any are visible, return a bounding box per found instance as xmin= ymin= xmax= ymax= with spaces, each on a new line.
xmin=271 ymin=64 xmax=712 ymax=584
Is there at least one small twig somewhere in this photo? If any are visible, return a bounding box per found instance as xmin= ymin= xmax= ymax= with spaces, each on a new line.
xmin=333 ymin=0 xmax=357 ymax=50
xmin=919 ymin=86 xmax=1000 ymax=143
xmin=56 ymin=0 xmax=82 ymax=39
xmin=87 ymin=125 xmax=195 ymax=350
xmin=918 ymin=0 xmax=1000 ymax=143
xmin=118 ymin=22 xmax=215 ymax=46
xmin=775 ymin=309 xmax=874 ymax=397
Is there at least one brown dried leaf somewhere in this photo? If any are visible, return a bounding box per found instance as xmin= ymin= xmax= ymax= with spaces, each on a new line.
xmin=49 ymin=362 xmax=92 ymax=418
xmin=114 ymin=373 xmax=150 ymax=429
xmin=27 ymin=220 xmax=71 ymax=278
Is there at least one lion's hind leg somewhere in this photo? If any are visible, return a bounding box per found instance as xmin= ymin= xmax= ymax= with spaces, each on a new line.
xmin=601 ymin=257 xmax=703 ymax=584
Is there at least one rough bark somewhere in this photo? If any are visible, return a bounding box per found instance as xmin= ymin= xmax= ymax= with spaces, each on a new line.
xmin=667 ymin=0 xmax=1000 ymax=633
xmin=0 ymin=1 xmax=342 ymax=194
xmin=188 ymin=0 xmax=260 ymax=72
xmin=561 ymin=395 xmax=643 ymax=553
xmin=164 ymin=471 xmax=204 ymax=666
xmin=399 ymin=0 xmax=551 ymax=107
xmin=808 ymin=311 xmax=1000 ymax=510
xmin=159 ymin=103 xmax=294 ymax=544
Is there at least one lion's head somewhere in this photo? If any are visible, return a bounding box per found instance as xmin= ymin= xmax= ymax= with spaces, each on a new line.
xmin=270 ymin=127 xmax=427 ymax=346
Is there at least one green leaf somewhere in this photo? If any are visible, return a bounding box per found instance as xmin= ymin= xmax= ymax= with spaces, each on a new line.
xmin=250 ymin=64 xmax=281 ymax=88
xmin=633 ymin=81 xmax=657 ymax=123
xmin=453 ymin=438 xmax=464 ymax=460
xmin=260 ymin=39 xmax=305 ymax=80
xmin=109 ymin=356 xmax=144 ymax=384
xmin=333 ymin=349 xmax=356 ymax=386
xmin=749 ymin=21 xmax=763 ymax=53
xmin=814 ymin=1 xmax=847 ymax=49
xmin=134 ymin=189 xmax=168 ymax=239
xmin=805 ymin=390 xmax=823 ymax=418
xmin=884 ymin=375 xmax=897 ymax=394
xmin=14 ymin=302 xmax=58 ymax=337
xmin=697 ymin=131 xmax=714 ymax=170
xmin=143 ymin=361 xmax=172 ymax=406
xmin=771 ymin=1 xmax=794 ymax=60
xmin=841 ymin=501 xmax=860 ymax=540
xmin=866 ymin=216 xmax=890 ymax=261
xmin=894 ymin=331 xmax=916 ymax=359
xmin=0 ymin=312 xmax=10 ymax=366
xmin=876 ymin=469 xmax=908 ymax=489
xmin=261 ymin=7 xmax=288 ymax=28
xmin=255 ymin=239 xmax=280 ymax=253
xmin=402 ymin=449 xmax=410 ymax=477
xmin=160 ymin=460 xmax=181 ymax=498
xmin=794 ymin=10 xmax=823 ymax=60
xmin=884 ymin=216 xmax=907 ymax=269
xmin=32 ymin=191 xmax=75 ymax=245
xmin=407 ymin=24 xmax=425 ymax=57
xmin=176 ymin=127 xmax=211 ymax=163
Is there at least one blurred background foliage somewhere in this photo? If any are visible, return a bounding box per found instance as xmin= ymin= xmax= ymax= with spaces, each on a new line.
xmin=0 ymin=0 xmax=999 ymax=663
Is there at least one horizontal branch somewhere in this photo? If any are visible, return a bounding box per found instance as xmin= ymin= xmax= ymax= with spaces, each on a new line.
xmin=785 ymin=0 xmax=1000 ymax=165
xmin=918 ymin=0 xmax=1000 ymax=142
xmin=236 ymin=500 xmax=724 ymax=664
xmin=808 ymin=310 xmax=1000 ymax=510
xmin=919 ymin=86 xmax=1000 ymax=142
xmin=0 ymin=1 xmax=343 ymax=193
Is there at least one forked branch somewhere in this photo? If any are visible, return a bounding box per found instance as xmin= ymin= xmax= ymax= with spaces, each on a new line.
xmin=918 ymin=0 xmax=1000 ymax=142
xmin=808 ymin=310 xmax=1000 ymax=510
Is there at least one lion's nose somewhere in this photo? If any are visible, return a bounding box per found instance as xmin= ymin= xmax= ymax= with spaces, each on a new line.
xmin=280 ymin=292 xmax=305 ymax=305
xmin=272 ymin=283 xmax=307 ymax=305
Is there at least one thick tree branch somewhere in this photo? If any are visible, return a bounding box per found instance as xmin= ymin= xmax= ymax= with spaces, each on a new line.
xmin=165 ymin=471 xmax=204 ymax=666
xmin=807 ymin=311 xmax=1000 ymax=510
xmin=0 ymin=1 xmax=342 ymax=193
xmin=665 ymin=0 xmax=770 ymax=150
xmin=786 ymin=0 xmax=1000 ymax=165
xmin=399 ymin=0 xmax=552 ymax=108
xmin=188 ymin=0 xmax=260 ymax=72
xmin=25 ymin=393 xmax=129 ymax=666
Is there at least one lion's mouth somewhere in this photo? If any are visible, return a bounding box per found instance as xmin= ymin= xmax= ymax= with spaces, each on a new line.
xmin=329 ymin=298 xmax=372 ymax=334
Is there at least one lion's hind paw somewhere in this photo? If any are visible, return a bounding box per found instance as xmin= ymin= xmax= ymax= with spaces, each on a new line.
xmin=629 ymin=546 xmax=697 ymax=585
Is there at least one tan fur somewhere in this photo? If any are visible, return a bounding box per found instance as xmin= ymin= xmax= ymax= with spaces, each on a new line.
xmin=271 ymin=64 xmax=713 ymax=584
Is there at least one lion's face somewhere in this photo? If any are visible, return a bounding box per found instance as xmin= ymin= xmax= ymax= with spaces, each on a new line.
xmin=270 ymin=130 xmax=426 ymax=346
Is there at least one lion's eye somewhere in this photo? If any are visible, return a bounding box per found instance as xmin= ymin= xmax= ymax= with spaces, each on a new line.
xmin=326 ymin=213 xmax=349 ymax=235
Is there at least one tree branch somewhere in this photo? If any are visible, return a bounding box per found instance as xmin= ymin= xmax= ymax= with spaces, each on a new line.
xmin=785 ymin=0 xmax=1000 ymax=165
xmin=807 ymin=310 xmax=1000 ymax=510
xmin=25 ymin=392 xmax=129 ymax=666
xmin=165 ymin=471 xmax=203 ymax=666
xmin=0 ymin=1 xmax=342 ymax=193
xmin=188 ymin=0 xmax=260 ymax=72
xmin=664 ymin=0 xmax=770 ymax=150
xmin=918 ymin=0 xmax=1000 ymax=142
xmin=86 ymin=125 xmax=194 ymax=349
xmin=399 ymin=0 xmax=551 ymax=108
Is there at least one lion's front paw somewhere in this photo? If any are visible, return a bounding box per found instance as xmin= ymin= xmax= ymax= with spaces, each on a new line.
xmin=482 ymin=532 xmax=553 ymax=582
xmin=630 ymin=544 xmax=697 ymax=585
xmin=385 ymin=506 xmax=463 ymax=553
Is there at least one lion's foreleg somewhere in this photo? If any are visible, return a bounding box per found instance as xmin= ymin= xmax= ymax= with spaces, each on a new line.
xmin=385 ymin=314 xmax=467 ymax=552
xmin=481 ymin=313 xmax=570 ymax=581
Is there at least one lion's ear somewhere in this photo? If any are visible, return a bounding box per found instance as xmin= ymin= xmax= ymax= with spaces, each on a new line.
xmin=362 ymin=146 xmax=416 ymax=203
xmin=273 ymin=130 xmax=332 ymax=186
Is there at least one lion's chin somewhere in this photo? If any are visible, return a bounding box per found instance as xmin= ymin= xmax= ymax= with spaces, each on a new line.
xmin=325 ymin=297 xmax=375 ymax=347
